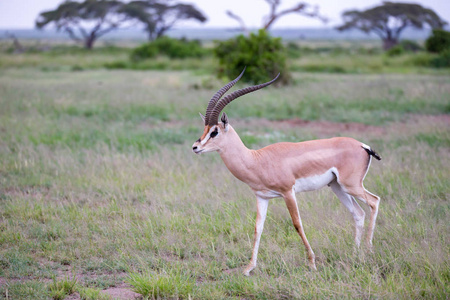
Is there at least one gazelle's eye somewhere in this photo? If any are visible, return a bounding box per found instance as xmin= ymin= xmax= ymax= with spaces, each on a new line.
xmin=210 ymin=128 xmax=218 ymax=138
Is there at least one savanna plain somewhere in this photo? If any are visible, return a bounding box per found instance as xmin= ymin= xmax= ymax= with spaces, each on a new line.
xmin=0 ymin=42 xmax=449 ymax=299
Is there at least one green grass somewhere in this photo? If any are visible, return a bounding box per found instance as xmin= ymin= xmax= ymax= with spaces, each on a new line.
xmin=2 ymin=42 xmax=449 ymax=75
xmin=48 ymin=275 xmax=77 ymax=300
xmin=0 ymin=60 xmax=449 ymax=299
xmin=78 ymin=286 xmax=111 ymax=300
xmin=127 ymin=269 xmax=195 ymax=298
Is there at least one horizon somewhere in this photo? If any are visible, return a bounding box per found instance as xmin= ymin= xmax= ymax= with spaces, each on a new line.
xmin=0 ymin=26 xmax=435 ymax=42
xmin=0 ymin=0 xmax=449 ymax=30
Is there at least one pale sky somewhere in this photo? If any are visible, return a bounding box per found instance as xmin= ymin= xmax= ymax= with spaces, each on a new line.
xmin=0 ymin=0 xmax=449 ymax=29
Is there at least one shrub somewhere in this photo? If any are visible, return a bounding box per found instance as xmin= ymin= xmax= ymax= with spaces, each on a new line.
xmin=130 ymin=43 xmax=158 ymax=61
xmin=425 ymin=29 xmax=450 ymax=53
xmin=104 ymin=60 xmax=129 ymax=69
xmin=407 ymin=53 xmax=433 ymax=67
xmin=386 ymin=44 xmax=405 ymax=56
xmin=131 ymin=37 xmax=207 ymax=60
xmin=286 ymin=42 xmax=301 ymax=58
xmin=386 ymin=40 xmax=423 ymax=57
xmin=399 ymin=39 xmax=423 ymax=52
xmin=430 ymin=49 xmax=450 ymax=68
xmin=214 ymin=29 xmax=291 ymax=85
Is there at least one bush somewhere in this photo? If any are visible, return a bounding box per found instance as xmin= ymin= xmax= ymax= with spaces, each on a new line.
xmin=399 ymin=39 xmax=423 ymax=52
xmin=286 ymin=42 xmax=301 ymax=58
xmin=131 ymin=37 xmax=207 ymax=60
xmin=386 ymin=44 xmax=405 ymax=56
xmin=131 ymin=43 xmax=158 ymax=60
xmin=425 ymin=29 xmax=450 ymax=53
xmin=214 ymin=29 xmax=291 ymax=85
xmin=430 ymin=49 xmax=450 ymax=68
xmin=385 ymin=40 xmax=423 ymax=57
xmin=407 ymin=53 xmax=433 ymax=67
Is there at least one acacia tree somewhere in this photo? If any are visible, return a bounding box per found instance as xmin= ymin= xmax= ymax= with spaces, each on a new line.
xmin=336 ymin=2 xmax=447 ymax=50
xmin=36 ymin=0 xmax=131 ymax=49
xmin=122 ymin=0 xmax=206 ymax=41
xmin=227 ymin=0 xmax=327 ymax=33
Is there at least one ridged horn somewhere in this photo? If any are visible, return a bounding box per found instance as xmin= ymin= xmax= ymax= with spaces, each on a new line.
xmin=208 ymin=73 xmax=280 ymax=126
xmin=204 ymin=68 xmax=246 ymax=125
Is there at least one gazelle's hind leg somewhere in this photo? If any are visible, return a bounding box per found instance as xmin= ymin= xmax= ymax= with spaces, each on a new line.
xmin=344 ymin=185 xmax=380 ymax=249
xmin=283 ymin=189 xmax=317 ymax=270
xmin=329 ymin=180 xmax=365 ymax=247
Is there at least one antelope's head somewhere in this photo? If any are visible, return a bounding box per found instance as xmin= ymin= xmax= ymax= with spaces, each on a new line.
xmin=192 ymin=68 xmax=279 ymax=154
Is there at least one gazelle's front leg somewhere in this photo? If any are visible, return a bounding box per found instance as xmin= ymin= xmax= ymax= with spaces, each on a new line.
xmin=243 ymin=196 xmax=269 ymax=276
xmin=283 ymin=189 xmax=317 ymax=270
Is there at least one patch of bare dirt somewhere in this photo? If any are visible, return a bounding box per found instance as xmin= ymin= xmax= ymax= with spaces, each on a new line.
xmin=277 ymin=118 xmax=387 ymax=136
xmin=137 ymin=114 xmax=448 ymax=139
xmin=0 ymin=277 xmax=142 ymax=300
xmin=222 ymin=267 xmax=242 ymax=275
xmin=0 ymin=277 xmax=7 ymax=287
xmin=407 ymin=114 xmax=450 ymax=125
xmin=241 ymin=114 xmax=449 ymax=138
xmin=64 ymin=293 xmax=81 ymax=300
xmin=101 ymin=283 xmax=142 ymax=300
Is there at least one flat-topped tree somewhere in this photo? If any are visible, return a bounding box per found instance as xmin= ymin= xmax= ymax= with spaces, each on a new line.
xmin=227 ymin=0 xmax=327 ymax=33
xmin=336 ymin=2 xmax=447 ymax=50
xmin=122 ymin=0 xmax=207 ymax=41
xmin=36 ymin=0 xmax=131 ymax=49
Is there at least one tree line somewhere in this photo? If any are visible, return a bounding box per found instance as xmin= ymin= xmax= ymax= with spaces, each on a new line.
xmin=36 ymin=0 xmax=447 ymax=51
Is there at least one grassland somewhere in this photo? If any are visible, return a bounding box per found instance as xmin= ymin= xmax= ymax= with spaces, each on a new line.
xmin=0 ymin=43 xmax=449 ymax=299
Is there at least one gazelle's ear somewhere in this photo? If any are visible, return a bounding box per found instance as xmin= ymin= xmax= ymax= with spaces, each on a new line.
xmin=199 ymin=112 xmax=205 ymax=123
xmin=221 ymin=112 xmax=229 ymax=132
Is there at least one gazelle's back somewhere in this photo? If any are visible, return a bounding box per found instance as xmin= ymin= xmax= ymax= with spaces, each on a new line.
xmin=253 ymin=137 xmax=368 ymax=186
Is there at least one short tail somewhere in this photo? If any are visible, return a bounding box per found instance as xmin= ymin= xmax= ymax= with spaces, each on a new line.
xmin=362 ymin=145 xmax=381 ymax=161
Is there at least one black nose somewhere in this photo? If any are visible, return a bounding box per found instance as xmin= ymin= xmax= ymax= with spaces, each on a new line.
xmin=193 ymin=146 xmax=198 ymax=150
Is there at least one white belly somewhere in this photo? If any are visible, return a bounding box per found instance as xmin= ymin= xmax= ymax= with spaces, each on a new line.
xmin=294 ymin=168 xmax=337 ymax=193
xmin=255 ymin=189 xmax=283 ymax=199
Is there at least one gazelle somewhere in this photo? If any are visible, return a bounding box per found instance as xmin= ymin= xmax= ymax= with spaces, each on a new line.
xmin=192 ymin=69 xmax=381 ymax=276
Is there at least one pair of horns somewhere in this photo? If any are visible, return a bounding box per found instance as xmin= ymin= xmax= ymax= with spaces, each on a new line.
xmin=204 ymin=68 xmax=280 ymax=126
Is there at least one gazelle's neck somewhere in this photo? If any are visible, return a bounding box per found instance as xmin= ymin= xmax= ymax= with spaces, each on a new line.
xmin=217 ymin=125 xmax=255 ymax=182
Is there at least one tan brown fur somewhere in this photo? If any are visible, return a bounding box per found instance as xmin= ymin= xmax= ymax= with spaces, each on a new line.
xmin=193 ymin=122 xmax=380 ymax=276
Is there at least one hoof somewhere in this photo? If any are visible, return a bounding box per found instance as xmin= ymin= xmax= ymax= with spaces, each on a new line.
xmin=243 ymin=264 xmax=255 ymax=276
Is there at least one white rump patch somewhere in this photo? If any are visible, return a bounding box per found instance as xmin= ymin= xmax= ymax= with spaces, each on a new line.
xmin=294 ymin=168 xmax=338 ymax=193
xmin=361 ymin=142 xmax=373 ymax=184
xmin=361 ymin=143 xmax=371 ymax=151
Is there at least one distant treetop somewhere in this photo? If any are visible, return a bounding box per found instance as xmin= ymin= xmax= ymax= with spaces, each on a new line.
xmin=336 ymin=1 xmax=448 ymax=50
xmin=35 ymin=0 xmax=207 ymax=49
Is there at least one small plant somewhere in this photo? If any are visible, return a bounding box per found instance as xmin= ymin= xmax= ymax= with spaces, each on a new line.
xmin=78 ymin=287 xmax=111 ymax=300
xmin=425 ymin=29 xmax=450 ymax=53
xmin=48 ymin=275 xmax=77 ymax=300
xmin=127 ymin=270 xmax=195 ymax=299
xmin=214 ymin=29 xmax=291 ymax=85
